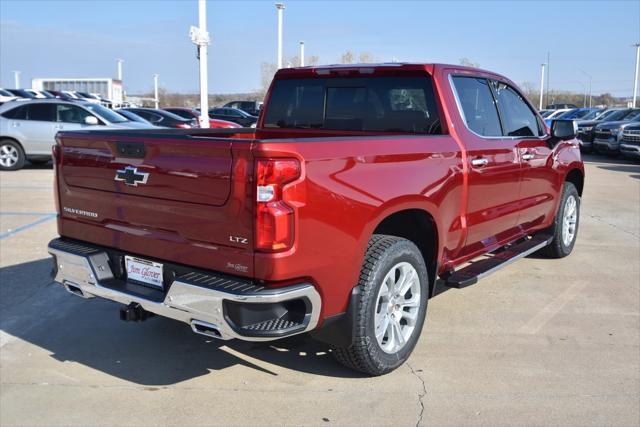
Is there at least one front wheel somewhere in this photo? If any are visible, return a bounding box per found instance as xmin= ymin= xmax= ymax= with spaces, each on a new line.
xmin=541 ymin=182 xmax=580 ymax=258
xmin=331 ymin=235 xmax=429 ymax=376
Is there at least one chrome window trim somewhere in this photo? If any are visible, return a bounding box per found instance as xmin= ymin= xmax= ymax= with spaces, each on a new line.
xmin=448 ymin=74 xmax=549 ymax=141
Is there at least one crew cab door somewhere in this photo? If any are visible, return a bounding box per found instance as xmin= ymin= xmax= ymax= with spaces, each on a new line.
xmin=450 ymin=76 xmax=523 ymax=256
xmin=490 ymin=80 xmax=556 ymax=230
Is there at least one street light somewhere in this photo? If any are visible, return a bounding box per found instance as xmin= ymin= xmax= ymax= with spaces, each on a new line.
xmin=190 ymin=0 xmax=211 ymax=128
xmin=299 ymin=40 xmax=305 ymax=67
xmin=275 ymin=3 xmax=285 ymax=69
xmin=13 ymin=71 xmax=20 ymax=89
xmin=633 ymin=43 xmax=640 ymax=108
xmin=116 ymin=59 xmax=124 ymax=81
xmin=575 ymin=81 xmax=588 ymax=108
xmin=578 ymin=69 xmax=592 ymax=108
xmin=539 ymin=63 xmax=545 ymax=110
xmin=153 ymin=74 xmax=159 ymax=109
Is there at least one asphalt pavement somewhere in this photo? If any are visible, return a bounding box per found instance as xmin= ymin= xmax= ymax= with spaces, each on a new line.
xmin=0 ymin=155 xmax=638 ymax=426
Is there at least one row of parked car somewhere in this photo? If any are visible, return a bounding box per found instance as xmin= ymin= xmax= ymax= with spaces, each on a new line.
xmin=540 ymin=106 xmax=640 ymax=161
xmin=0 ymin=97 xmax=261 ymax=170
xmin=0 ymin=87 xmax=113 ymax=107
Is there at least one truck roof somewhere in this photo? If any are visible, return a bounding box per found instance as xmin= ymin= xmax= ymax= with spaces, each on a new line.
xmin=274 ymin=62 xmax=515 ymax=89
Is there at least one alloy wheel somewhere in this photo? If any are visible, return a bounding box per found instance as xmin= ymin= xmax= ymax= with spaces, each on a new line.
xmin=374 ymin=262 xmax=421 ymax=354
xmin=0 ymin=144 xmax=19 ymax=168
xmin=562 ymin=195 xmax=578 ymax=247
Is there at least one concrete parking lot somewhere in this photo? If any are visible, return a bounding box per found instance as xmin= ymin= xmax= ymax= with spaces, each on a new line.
xmin=0 ymin=155 xmax=638 ymax=426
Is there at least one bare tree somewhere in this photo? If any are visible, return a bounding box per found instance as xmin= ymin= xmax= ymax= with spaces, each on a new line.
xmin=359 ymin=52 xmax=373 ymax=63
xmin=259 ymin=62 xmax=278 ymax=99
xmin=459 ymin=57 xmax=480 ymax=68
xmin=520 ymin=81 xmax=535 ymax=94
xmin=340 ymin=51 xmax=355 ymax=64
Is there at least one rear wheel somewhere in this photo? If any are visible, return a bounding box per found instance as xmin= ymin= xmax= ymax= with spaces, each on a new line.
xmin=331 ymin=235 xmax=429 ymax=376
xmin=541 ymin=182 xmax=580 ymax=258
xmin=0 ymin=140 xmax=25 ymax=171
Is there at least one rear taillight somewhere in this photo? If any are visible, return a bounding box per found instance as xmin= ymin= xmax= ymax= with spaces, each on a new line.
xmin=255 ymin=158 xmax=301 ymax=252
xmin=52 ymin=139 xmax=63 ymax=167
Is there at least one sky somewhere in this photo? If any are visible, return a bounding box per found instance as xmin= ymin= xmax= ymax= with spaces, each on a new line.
xmin=1 ymin=0 xmax=639 ymax=97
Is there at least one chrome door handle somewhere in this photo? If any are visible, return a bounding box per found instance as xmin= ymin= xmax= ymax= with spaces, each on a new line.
xmin=522 ymin=153 xmax=535 ymax=161
xmin=471 ymin=158 xmax=489 ymax=167
xmin=54 ymin=125 xmax=63 ymax=130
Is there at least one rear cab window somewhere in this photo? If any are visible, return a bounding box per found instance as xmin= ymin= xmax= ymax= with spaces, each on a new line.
xmin=263 ymin=76 xmax=442 ymax=134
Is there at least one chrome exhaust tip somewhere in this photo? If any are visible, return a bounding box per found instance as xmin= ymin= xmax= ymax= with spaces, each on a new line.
xmin=191 ymin=320 xmax=222 ymax=339
xmin=63 ymin=282 xmax=93 ymax=299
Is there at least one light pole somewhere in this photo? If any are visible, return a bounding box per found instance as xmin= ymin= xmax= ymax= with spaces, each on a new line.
xmin=633 ymin=43 xmax=640 ymax=108
xmin=275 ymin=3 xmax=285 ymax=69
xmin=539 ymin=63 xmax=545 ymax=110
xmin=190 ymin=0 xmax=211 ymax=128
xmin=153 ymin=74 xmax=159 ymax=109
xmin=13 ymin=71 xmax=20 ymax=89
xmin=575 ymin=81 xmax=588 ymax=108
xmin=545 ymin=51 xmax=550 ymax=107
xmin=299 ymin=40 xmax=305 ymax=66
xmin=116 ymin=59 xmax=124 ymax=81
xmin=579 ymin=69 xmax=592 ymax=108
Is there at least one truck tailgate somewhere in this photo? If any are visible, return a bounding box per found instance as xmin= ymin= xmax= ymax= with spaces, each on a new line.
xmin=55 ymin=131 xmax=256 ymax=277
xmin=61 ymin=135 xmax=232 ymax=206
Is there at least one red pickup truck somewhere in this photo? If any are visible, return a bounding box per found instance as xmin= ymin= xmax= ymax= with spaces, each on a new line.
xmin=48 ymin=63 xmax=584 ymax=375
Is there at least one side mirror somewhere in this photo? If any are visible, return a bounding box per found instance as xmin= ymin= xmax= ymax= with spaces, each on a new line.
xmin=550 ymin=119 xmax=577 ymax=141
xmin=84 ymin=116 xmax=99 ymax=125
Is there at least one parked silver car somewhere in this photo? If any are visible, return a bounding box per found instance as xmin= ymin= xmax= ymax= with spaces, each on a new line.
xmin=0 ymin=99 xmax=155 ymax=170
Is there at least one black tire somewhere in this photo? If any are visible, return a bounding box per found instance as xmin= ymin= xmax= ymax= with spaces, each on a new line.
xmin=331 ymin=235 xmax=429 ymax=376
xmin=540 ymin=182 xmax=580 ymax=258
xmin=0 ymin=139 xmax=26 ymax=171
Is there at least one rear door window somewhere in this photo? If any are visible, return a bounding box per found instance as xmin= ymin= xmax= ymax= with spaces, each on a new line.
xmin=451 ymin=77 xmax=502 ymax=137
xmin=264 ymin=76 xmax=442 ymax=134
xmin=26 ymin=104 xmax=56 ymax=122
xmin=133 ymin=110 xmax=161 ymax=123
xmin=168 ymin=109 xmax=192 ymax=119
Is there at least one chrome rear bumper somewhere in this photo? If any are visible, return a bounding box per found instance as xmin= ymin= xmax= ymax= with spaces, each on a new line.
xmin=48 ymin=238 xmax=321 ymax=341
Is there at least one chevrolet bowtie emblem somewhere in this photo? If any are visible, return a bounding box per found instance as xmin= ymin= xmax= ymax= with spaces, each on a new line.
xmin=115 ymin=166 xmax=149 ymax=186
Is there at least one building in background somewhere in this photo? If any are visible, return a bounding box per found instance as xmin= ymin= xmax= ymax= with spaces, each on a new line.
xmin=31 ymin=77 xmax=123 ymax=106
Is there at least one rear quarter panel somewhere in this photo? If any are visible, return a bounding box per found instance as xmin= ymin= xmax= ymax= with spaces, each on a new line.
xmin=254 ymin=135 xmax=464 ymax=317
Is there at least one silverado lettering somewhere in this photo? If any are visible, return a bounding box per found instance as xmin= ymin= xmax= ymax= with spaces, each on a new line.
xmin=48 ymin=63 xmax=584 ymax=376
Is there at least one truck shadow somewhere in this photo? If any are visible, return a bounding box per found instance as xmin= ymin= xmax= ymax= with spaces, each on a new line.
xmin=0 ymin=258 xmax=365 ymax=385
xmin=582 ymin=153 xmax=640 ymax=178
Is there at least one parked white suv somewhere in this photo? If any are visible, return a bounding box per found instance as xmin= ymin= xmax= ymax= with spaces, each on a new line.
xmin=0 ymin=99 xmax=155 ymax=170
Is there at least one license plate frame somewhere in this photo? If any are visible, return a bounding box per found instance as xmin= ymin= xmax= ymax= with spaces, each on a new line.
xmin=125 ymin=256 xmax=164 ymax=290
